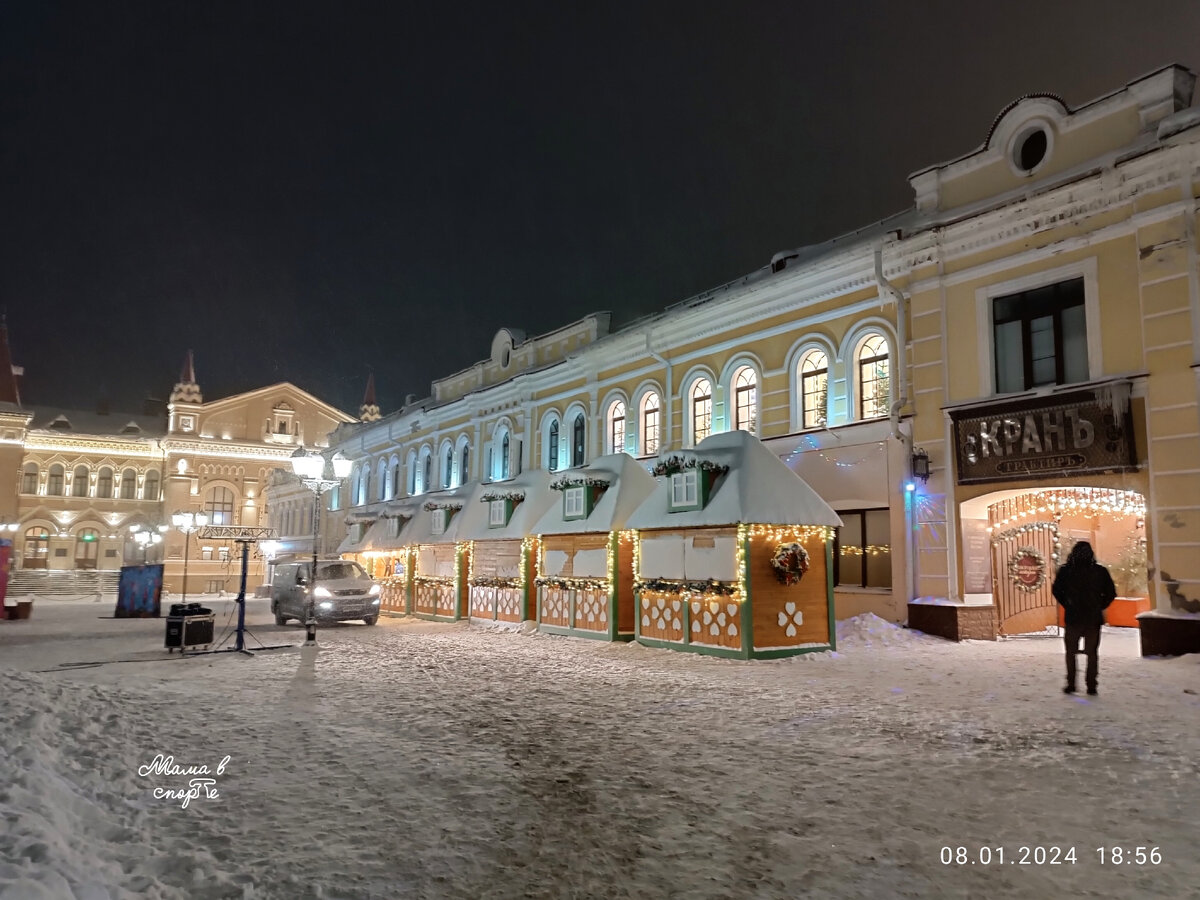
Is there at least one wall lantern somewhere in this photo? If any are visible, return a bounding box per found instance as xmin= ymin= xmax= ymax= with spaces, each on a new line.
xmin=911 ymin=448 xmax=931 ymax=484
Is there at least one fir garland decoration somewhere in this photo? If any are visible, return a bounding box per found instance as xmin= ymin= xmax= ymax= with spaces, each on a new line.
xmin=549 ymin=475 xmax=611 ymax=492
xmin=535 ymin=575 xmax=611 ymax=591
xmin=479 ymin=490 xmax=524 ymax=503
xmin=633 ymin=577 xmax=737 ymax=597
xmin=469 ymin=575 xmax=522 ymax=588
xmin=650 ymin=455 xmax=729 ymax=478
xmin=422 ymin=501 xmax=463 ymax=512
xmin=770 ymin=542 xmax=810 ymax=586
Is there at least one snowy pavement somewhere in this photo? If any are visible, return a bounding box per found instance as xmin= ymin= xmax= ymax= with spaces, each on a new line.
xmin=2 ymin=597 xmax=1199 ymax=900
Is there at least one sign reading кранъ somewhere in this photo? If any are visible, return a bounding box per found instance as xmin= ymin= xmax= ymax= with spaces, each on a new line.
xmin=950 ymin=389 xmax=1137 ymax=485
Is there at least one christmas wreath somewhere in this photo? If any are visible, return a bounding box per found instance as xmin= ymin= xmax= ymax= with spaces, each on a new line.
xmin=770 ymin=542 xmax=810 ymax=586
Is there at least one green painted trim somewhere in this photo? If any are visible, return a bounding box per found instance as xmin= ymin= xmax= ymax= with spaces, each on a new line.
xmin=633 ymin=589 xmax=641 ymax=641
xmin=538 ymin=624 xmax=618 ymax=641
xmin=751 ymin=643 xmax=833 ymax=660
xmin=681 ymin=589 xmax=692 ymax=645
xmin=608 ymin=531 xmax=619 ymax=641
xmin=412 ymin=611 xmax=460 ymax=623
xmin=825 ymin=539 xmax=836 ymax=652
xmin=636 ymin=635 xmax=745 ymax=659
xmin=740 ymin=532 xmax=753 ymax=657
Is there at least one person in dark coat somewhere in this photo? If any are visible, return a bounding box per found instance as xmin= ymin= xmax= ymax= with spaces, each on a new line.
xmin=1051 ymin=541 xmax=1116 ymax=695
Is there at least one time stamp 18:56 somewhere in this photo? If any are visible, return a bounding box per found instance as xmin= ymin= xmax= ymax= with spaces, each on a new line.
xmin=941 ymin=846 xmax=1162 ymax=866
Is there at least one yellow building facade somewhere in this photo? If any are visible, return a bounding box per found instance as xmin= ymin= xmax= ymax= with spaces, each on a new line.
xmin=0 ymin=348 xmax=354 ymax=598
xmin=329 ymin=65 xmax=1200 ymax=653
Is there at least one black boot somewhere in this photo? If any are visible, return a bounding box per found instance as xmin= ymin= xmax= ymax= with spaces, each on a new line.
xmin=1063 ymin=685 xmax=1076 ymax=694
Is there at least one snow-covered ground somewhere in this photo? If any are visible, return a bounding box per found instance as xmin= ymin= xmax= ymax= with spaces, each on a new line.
xmin=2 ymin=597 xmax=1198 ymax=900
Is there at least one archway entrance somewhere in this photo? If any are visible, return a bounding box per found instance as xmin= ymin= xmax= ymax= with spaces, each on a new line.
xmin=962 ymin=487 xmax=1147 ymax=635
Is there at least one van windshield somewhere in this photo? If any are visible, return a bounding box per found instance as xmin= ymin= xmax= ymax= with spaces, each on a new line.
xmin=317 ymin=562 xmax=368 ymax=581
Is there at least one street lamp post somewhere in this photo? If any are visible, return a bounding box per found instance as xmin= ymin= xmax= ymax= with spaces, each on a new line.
xmin=290 ymin=447 xmax=353 ymax=645
xmin=171 ymin=510 xmax=209 ymax=604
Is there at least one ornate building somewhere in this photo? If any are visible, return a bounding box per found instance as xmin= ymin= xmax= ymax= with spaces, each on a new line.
xmin=0 ymin=340 xmax=355 ymax=596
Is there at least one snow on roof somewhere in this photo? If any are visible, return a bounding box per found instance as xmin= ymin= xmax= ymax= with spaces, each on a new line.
xmin=625 ymin=430 xmax=843 ymax=530
xmin=372 ymin=497 xmax=423 ymax=551
xmin=338 ymin=515 xmax=389 ymax=554
xmin=398 ymin=481 xmax=481 ymax=546
xmin=28 ymin=407 xmax=166 ymax=437
xmin=458 ymin=470 xmax=558 ymax=541
xmin=531 ymin=453 xmax=657 ymax=536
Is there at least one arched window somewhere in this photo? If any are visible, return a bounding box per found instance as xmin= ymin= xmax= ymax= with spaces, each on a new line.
xmin=500 ymin=433 xmax=511 ymax=479
xmin=857 ymin=333 xmax=890 ymax=420
xmin=443 ymin=445 xmax=453 ymax=489
xmin=21 ymin=463 xmax=38 ymax=495
xmin=143 ymin=470 xmax=160 ymax=501
xmin=71 ymin=465 xmax=89 ymax=497
xmin=75 ymin=528 xmax=99 ymax=569
xmin=423 ymin=452 xmax=433 ymax=491
xmin=361 ymin=466 xmax=371 ymax=505
xmin=23 ymin=527 xmax=49 ymax=569
xmin=547 ymin=419 xmax=560 ymax=472
xmin=606 ymin=401 xmax=626 ymax=455
xmin=690 ymin=379 xmax=712 ymax=445
xmin=732 ymin=367 xmax=757 ymax=434
xmin=459 ymin=442 xmax=470 ymax=483
xmin=48 ymin=464 xmax=65 ymax=496
xmin=119 ymin=468 xmax=137 ymax=500
xmin=391 ymin=459 xmax=402 ymax=499
xmin=799 ymin=349 xmax=829 ymax=429
xmin=95 ymin=467 xmax=113 ymax=499
xmin=640 ymin=392 xmax=660 ymax=456
xmin=571 ymin=414 xmax=586 ymax=467
xmin=377 ymin=459 xmax=388 ymax=501
xmin=205 ymin=486 xmax=235 ymax=526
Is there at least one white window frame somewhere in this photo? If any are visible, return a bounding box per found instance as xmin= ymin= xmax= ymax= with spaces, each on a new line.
xmin=431 ymin=508 xmax=448 ymax=535
xmin=669 ymin=471 xmax=698 ymax=508
xmin=489 ymin=499 xmax=508 ymax=527
xmin=974 ymin=257 xmax=1101 ymax=397
xmin=564 ymin=485 xmax=586 ymax=518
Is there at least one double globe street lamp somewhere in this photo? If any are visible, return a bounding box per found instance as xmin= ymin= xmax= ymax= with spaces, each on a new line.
xmin=289 ymin=447 xmax=353 ymax=645
xmin=171 ymin=510 xmax=209 ymax=604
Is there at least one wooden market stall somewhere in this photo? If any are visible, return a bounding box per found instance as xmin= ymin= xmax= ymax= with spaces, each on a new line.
xmin=529 ymin=453 xmax=656 ymax=641
xmin=401 ymin=482 xmax=479 ymax=621
xmin=357 ymin=498 xmax=420 ymax=615
xmin=625 ymin=430 xmax=843 ymax=659
xmin=458 ymin=470 xmax=556 ymax=624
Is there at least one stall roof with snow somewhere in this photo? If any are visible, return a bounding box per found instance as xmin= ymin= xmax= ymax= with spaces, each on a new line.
xmin=625 ymin=430 xmax=843 ymax=530
xmin=531 ymin=453 xmax=657 ymax=536
xmin=458 ymin=470 xmax=558 ymax=541
xmin=397 ymin=482 xmax=481 ymax=546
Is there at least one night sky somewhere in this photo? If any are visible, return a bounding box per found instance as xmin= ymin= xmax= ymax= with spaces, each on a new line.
xmin=3 ymin=2 xmax=1199 ymax=417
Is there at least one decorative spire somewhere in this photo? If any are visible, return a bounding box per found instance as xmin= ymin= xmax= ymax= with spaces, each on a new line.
xmin=0 ymin=316 xmax=21 ymax=406
xmin=359 ymin=372 xmax=380 ymax=423
xmin=169 ymin=349 xmax=203 ymax=405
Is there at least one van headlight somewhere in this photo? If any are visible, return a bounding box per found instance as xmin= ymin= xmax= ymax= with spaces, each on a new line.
xmin=318 ymin=601 xmax=334 ymax=611
xmin=368 ymin=584 xmax=381 ymax=596
xmin=313 ymin=586 xmax=332 ymax=598
xmin=371 ymin=598 xmax=381 ymax=605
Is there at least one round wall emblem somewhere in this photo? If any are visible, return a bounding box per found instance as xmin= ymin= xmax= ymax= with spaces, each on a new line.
xmin=1008 ymin=545 xmax=1046 ymax=593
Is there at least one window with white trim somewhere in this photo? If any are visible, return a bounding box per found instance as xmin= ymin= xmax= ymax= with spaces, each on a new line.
xmin=856 ymin=334 xmax=890 ymax=420
xmin=690 ymin=379 xmax=712 ymax=445
xmin=489 ymin=499 xmax=508 ymax=526
xmin=431 ymin=508 xmax=448 ymax=535
xmin=564 ymin=486 xmax=586 ymax=518
xmin=640 ymin=392 xmax=660 ymax=456
xmin=547 ymin=419 xmax=560 ymax=471
xmin=606 ymin=400 xmax=626 ymax=454
xmin=732 ymin=366 xmax=757 ymax=434
xmin=670 ymin=471 xmax=698 ymax=507
xmin=993 ymin=277 xmax=1088 ymax=393
xmin=799 ymin=349 xmax=829 ymax=429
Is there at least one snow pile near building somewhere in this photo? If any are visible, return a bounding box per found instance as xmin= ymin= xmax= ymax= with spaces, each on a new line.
xmin=836 ymin=611 xmax=932 ymax=648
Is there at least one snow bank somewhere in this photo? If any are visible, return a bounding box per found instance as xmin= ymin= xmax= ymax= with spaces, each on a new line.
xmin=836 ymin=612 xmax=933 ymax=648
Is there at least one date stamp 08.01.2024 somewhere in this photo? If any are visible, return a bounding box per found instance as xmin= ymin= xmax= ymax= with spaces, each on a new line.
xmin=940 ymin=846 xmax=1162 ymax=866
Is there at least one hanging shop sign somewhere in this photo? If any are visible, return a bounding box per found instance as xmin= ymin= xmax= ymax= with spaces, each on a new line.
xmin=950 ymin=387 xmax=1137 ymax=485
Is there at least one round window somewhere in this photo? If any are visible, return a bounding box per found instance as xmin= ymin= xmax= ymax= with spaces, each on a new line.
xmin=1013 ymin=127 xmax=1048 ymax=174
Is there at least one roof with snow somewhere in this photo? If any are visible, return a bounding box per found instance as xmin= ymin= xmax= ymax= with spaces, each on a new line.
xmin=625 ymin=430 xmax=843 ymax=530
xmin=28 ymin=407 xmax=166 ymax=437
xmin=458 ymin=469 xmax=558 ymax=542
xmin=531 ymin=453 xmax=657 ymax=536
xmin=397 ymin=481 xmax=481 ymax=546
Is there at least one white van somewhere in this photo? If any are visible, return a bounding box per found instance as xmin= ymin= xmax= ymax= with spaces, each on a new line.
xmin=271 ymin=559 xmax=382 ymax=626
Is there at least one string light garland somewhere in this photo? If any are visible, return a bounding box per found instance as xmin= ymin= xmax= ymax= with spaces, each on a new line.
xmin=743 ymin=524 xmax=836 ymax=543
xmin=991 ymin=522 xmax=1061 ymax=566
xmin=987 ymin=487 xmax=1145 ymax=530
xmin=520 ymin=535 xmax=539 ymax=593
xmin=535 ymin=575 xmax=612 ymax=591
xmin=839 ymin=544 xmax=891 ymax=557
xmin=469 ymin=575 xmax=522 ymax=588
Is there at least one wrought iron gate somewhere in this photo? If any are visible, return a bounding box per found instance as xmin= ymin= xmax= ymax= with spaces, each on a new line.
xmin=990 ymin=523 xmax=1059 ymax=635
